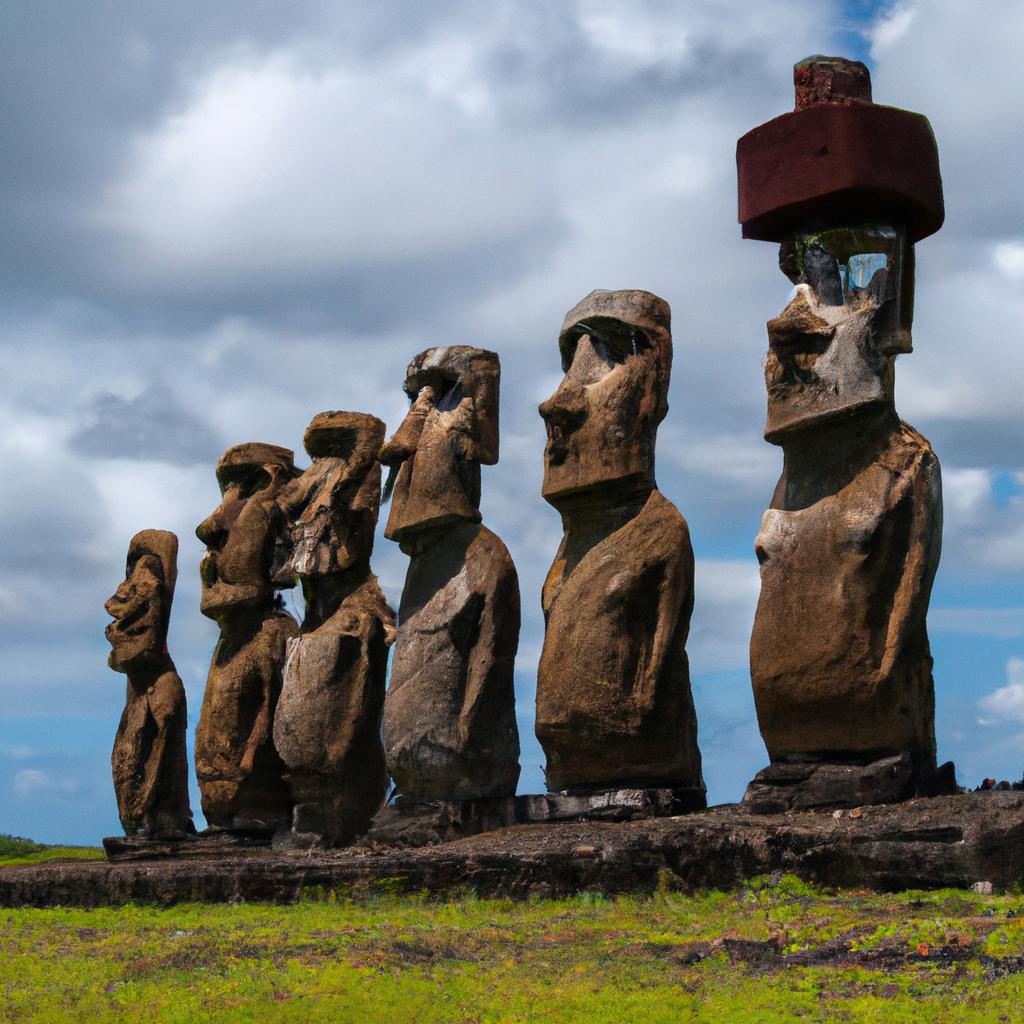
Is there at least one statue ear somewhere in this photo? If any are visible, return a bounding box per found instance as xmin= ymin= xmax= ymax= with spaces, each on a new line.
xmin=467 ymin=362 xmax=500 ymax=466
xmin=350 ymin=460 xmax=383 ymax=517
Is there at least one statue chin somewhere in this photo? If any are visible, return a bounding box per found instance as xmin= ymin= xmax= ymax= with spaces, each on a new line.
xmin=107 ymin=645 xmax=151 ymax=674
xmin=199 ymin=581 xmax=267 ymax=620
xmin=541 ymin=467 xmax=654 ymax=508
xmin=764 ymin=394 xmax=888 ymax=445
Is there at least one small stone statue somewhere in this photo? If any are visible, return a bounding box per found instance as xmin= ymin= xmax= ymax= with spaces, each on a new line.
xmin=194 ymin=443 xmax=298 ymax=832
xmin=381 ymin=346 xmax=521 ymax=803
xmin=534 ymin=289 xmax=705 ymax=805
xmin=106 ymin=530 xmax=194 ymax=838
xmin=737 ymin=56 xmax=949 ymax=807
xmin=271 ymin=412 xmax=395 ymax=846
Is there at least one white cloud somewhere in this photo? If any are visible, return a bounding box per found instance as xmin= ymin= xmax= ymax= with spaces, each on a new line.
xmin=662 ymin=431 xmax=778 ymax=486
xmin=941 ymin=468 xmax=992 ymax=525
xmin=978 ymin=657 xmax=1024 ymax=725
xmin=95 ymin=51 xmax=558 ymax=291
xmin=689 ymin=559 xmax=760 ymax=673
xmin=12 ymin=769 xmax=80 ymax=797
xmin=577 ymin=0 xmax=691 ymax=63
xmin=869 ymin=3 xmax=918 ymax=58
xmin=1 ymin=745 xmax=35 ymax=760
xmin=993 ymin=241 xmax=1024 ymax=281
xmin=981 ymin=523 xmax=1024 ymax=572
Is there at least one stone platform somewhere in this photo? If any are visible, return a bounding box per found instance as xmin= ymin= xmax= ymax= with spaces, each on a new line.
xmin=743 ymin=756 xmax=958 ymax=814
xmin=103 ymin=829 xmax=272 ymax=862
xmin=360 ymin=787 xmax=707 ymax=848
xmin=4 ymin=792 xmax=1024 ymax=907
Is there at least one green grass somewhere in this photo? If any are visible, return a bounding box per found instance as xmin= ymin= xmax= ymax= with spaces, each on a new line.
xmin=3 ymin=874 xmax=1024 ymax=1021
xmin=0 ymin=834 xmax=103 ymax=868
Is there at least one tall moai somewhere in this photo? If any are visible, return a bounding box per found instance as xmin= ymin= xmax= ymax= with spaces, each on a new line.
xmin=105 ymin=530 xmax=194 ymax=838
xmin=737 ymin=56 xmax=951 ymax=809
xmin=194 ymin=443 xmax=299 ymax=832
xmin=271 ymin=412 xmax=395 ymax=846
xmin=534 ymin=289 xmax=705 ymax=807
xmin=381 ymin=346 xmax=521 ymax=805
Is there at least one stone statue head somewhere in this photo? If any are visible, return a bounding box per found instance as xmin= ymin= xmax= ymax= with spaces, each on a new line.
xmin=105 ymin=529 xmax=177 ymax=673
xmin=274 ymin=411 xmax=386 ymax=580
xmin=380 ymin=346 xmax=499 ymax=553
xmin=197 ymin=442 xmax=296 ymax=619
xmin=539 ymin=289 xmax=671 ymax=506
xmin=765 ymin=224 xmax=913 ymax=442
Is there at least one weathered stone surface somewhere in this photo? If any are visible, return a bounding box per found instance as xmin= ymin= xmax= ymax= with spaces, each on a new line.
xmin=272 ymin=412 xmax=395 ymax=847
xmin=362 ymin=797 xmax=516 ymax=849
xmin=516 ymin=787 xmax=707 ymax=823
xmin=750 ymin=410 xmax=942 ymax=774
xmin=194 ymin=443 xmax=299 ymax=833
xmin=535 ymin=290 xmax=704 ymax=798
xmin=793 ymin=54 xmax=872 ymax=110
xmin=381 ymin=347 xmax=520 ymax=802
xmin=359 ymin=787 xmax=708 ymax=849
xmin=7 ymin=795 xmax=1024 ymax=906
xmin=103 ymin=829 xmax=270 ymax=862
xmin=737 ymin=56 xmax=943 ymax=243
xmin=106 ymin=530 xmax=194 ymax=839
xmin=743 ymin=755 xmax=917 ymax=814
xmin=744 ymin=61 xmax=945 ymax=799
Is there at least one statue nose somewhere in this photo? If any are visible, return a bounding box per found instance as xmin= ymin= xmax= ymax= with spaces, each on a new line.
xmin=767 ymin=294 xmax=835 ymax=356
xmin=538 ymin=388 xmax=587 ymax=436
xmin=195 ymin=507 xmax=226 ymax=549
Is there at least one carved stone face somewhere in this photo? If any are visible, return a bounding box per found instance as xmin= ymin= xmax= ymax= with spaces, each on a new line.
xmin=197 ymin=443 xmax=295 ymax=619
xmin=276 ymin=412 xmax=385 ymax=578
xmin=765 ymin=225 xmax=911 ymax=443
xmin=105 ymin=530 xmax=177 ymax=673
xmin=381 ymin=346 xmax=499 ymax=553
xmin=539 ymin=290 xmax=671 ymax=505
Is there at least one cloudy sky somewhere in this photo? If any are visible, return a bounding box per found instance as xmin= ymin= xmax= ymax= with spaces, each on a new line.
xmin=3 ymin=0 xmax=1023 ymax=844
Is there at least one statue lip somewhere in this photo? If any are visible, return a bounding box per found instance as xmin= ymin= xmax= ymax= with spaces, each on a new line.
xmin=544 ymin=431 xmax=571 ymax=465
xmin=199 ymin=553 xmax=219 ymax=588
xmin=106 ymin=601 xmax=147 ymax=641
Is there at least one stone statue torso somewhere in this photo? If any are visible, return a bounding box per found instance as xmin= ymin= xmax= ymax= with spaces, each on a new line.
xmin=750 ymin=422 xmax=941 ymax=764
xmin=384 ymin=520 xmax=520 ymax=800
xmin=535 ymin=489 xmax=702 ymax=791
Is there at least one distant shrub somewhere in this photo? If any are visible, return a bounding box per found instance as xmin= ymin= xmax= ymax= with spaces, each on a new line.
xmin=0 ymin=834 xmax=45 ymax=859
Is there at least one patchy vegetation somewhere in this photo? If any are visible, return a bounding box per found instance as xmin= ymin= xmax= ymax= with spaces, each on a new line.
xmin=0 ymin=834 xmax=104 ymax=868
xmin=3 ymin=875 xmax=1024 ymax=1021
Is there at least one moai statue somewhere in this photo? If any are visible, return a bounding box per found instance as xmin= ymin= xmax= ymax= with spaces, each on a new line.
xmin=271 ymin=412 xmax=396 ymax=846
xmin=534 ymin=289 xmax=706 ymax=809
xmin=105 ymin=530 xmax=194 ymax=838
xmin=194 ymin=443 xmax=298 ymax=832
xmin=737 ymin=56 xmax=951 ymax=810
xmin=381 ymin=346 xmax=521 ymax=809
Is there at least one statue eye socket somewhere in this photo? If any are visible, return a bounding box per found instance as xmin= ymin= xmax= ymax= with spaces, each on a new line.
xmin=222 ymin=467 xmax=271 ymax=498
xmin=846 ymin=252 xmax=888 ymax=290
xmin=784 ymin=226 xmax=901 ymax=305
xmin=561 ymin=321 xmax=646 ymax=371
xmin=405 ymin=369 xmax=456 ymax=404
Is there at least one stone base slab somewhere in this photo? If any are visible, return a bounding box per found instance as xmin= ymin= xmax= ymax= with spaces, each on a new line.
xmin=102 ymin=829 xmax=272 ymax=863
xmin=9 ymin=793 xmax=1022 ymax=907
xmin=743 ymin=756 xmax=957 ymax=814
xmin=361 ymin=797 xmax=517 ymax=849
xmin=515 ymin=786 xmax=707 ymax=823
xmin=361 ymin=787 xmax=708 ymax=848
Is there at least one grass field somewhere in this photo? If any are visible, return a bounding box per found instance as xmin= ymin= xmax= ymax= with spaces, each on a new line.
xmin=3 ymin=851 xmax=1024 ymax=1023
xmin=0 ymin=834 xmax=105 ymax=869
